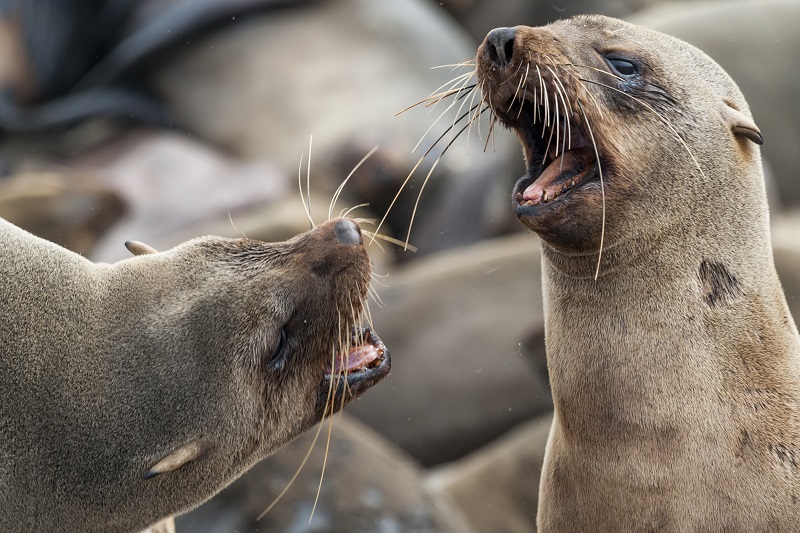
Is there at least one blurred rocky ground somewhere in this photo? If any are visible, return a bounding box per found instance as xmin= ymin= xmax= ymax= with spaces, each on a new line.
xmin=0 ymin=0 xmax=797 ymax=531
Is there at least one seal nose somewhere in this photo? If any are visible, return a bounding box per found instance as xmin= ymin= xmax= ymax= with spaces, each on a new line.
xmin=486 ymin=27 xmax=517 ymax=67
xmin=334 ymin=219 xmax=362 ymax=246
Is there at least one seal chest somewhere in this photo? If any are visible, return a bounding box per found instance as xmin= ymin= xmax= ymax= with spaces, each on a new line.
xmin=0 ymin=216 xmax=390 ymax=532
xmin=474 ymin=15 xmax=800 ymax=531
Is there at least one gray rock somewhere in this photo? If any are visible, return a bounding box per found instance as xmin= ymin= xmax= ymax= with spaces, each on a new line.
xmin=67 ymin=129 xmax=295 ymax=263
xmin=152 ymin=0 xmax=522 ymax=254
xmin=427 ymin=412 xmax=553 ymax=533
xmin=176 ymin=414 xmax=473 ymax=532
xmin=347 ymin=233 xmax=551 ymax=465
xmin=437 ymin=0 xmax=671 ymax=44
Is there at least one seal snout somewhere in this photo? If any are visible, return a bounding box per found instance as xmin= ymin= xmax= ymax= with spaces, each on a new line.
xmin=486 ymin=27 xmax=517 ymax=67
xmin=334 ymin=218 xmax=363 ymax=246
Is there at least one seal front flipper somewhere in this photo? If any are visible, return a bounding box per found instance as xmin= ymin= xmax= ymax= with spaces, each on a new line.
xmin=125 ymin=240 xmax=158 ymax=256
xmin=144 ymin=441 xmax=204 ymax=480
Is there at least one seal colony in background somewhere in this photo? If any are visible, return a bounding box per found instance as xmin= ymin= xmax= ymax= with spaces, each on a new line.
xmin=458 ymin=14 xmax=800 ymax=531
xmin=0 ymin=216 xmax=390 ymax=532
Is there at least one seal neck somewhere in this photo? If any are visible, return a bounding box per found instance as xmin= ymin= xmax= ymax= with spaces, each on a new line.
xmin=542 ymin=231 xmax=800 ymax=443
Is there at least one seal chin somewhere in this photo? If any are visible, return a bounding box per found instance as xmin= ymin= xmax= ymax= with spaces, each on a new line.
xmin=317 ymin=328 xmax=390 ymax=413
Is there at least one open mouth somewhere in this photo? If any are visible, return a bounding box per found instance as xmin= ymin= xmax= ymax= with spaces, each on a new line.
xmin=320 ymin=328 xmax=390 ymax=400
xmin=503 ymin=98 xmax=601 ymax=212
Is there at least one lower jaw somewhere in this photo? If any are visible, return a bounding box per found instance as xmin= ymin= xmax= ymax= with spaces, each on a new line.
xmin=512 ymin=178 xmax=612 ymax=253
xmin=513 ymin=168 xmax=598 ymax=218
xmin=315 ymin=338 xmax=391 ymax=416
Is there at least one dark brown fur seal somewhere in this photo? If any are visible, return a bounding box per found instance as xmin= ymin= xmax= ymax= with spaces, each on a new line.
xmin=0 ymin=215 xmax=389 ymax=532
xmin=474 ymin=15 xmax=800 ymax=531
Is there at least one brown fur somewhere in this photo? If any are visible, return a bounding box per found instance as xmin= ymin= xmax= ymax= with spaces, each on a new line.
xmin=475 ymin=15 xmax=800 ymax=531
xmin=0 ymin=216 xmax=386 ymax=532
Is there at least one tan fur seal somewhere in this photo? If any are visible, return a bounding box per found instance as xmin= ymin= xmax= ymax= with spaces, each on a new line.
xmin=0 ymin=215 xmax=390 ymax=532
xmin=473 ymin=15 xmax=800 ymax=531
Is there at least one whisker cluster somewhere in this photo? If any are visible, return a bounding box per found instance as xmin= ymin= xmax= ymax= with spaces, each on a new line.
xmin=375 ymin=58 xmax=493 ymax=250
xmin=259 ymin=145 xmax=401 ymax=525
xmin=386 ymin=45 xmax=706 ymax=279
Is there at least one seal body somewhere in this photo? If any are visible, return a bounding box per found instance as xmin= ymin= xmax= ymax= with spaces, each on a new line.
xmin=0 ymin=216 xmax=389 ymax=532
xmin=475 ymin=15 xmax=800 ymax=531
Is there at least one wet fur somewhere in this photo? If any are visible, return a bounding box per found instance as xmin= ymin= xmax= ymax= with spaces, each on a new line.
xmin=0 ymin=216 xmax=371 ymax=532
xmin=475 ymin=15 xmax=800 ymax=531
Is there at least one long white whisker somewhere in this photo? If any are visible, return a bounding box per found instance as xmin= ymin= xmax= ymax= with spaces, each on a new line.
xmin=307 ymin=136 xmax=313 ymax=224
xmin=412 ymin=75 xmax=475 ymax=154
xmin=516 ymin=63 xmax=530 ymax=120
xmin=340 ymin=203 xmax=371 ymax=219
xmin=466 ymin=79 xmax=483 ymax=153
xmin=577 ymin=102 xmax=606 ymax=280
xmin=228 ymin=211 xmax=247 ymax=238
xmin=298 ymin=153 xmax=314 ymax=229
xmin=367 ymin=285 xmax=385 ymax=309
xmin=363 ymin=299 xmax=376 ymax=330
xmin=430 ymin=59 xmax=477 ymax=70
xmin=547 ymin=65 xmax=573 ymax=153
xmin=372 ymin=105 xmax=485 ymax=243
xmin=328 ymin=146 xmax=380 ymax=220
xmin=364 ymin=231 xmax=418 ymax=252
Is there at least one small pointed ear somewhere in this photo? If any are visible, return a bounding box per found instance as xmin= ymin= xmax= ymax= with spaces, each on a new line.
xmin=144 ymin=441 xmax=203 ymax=480
xmin=721 ymin=103 xmax=763 ymax=145
xmin=125 ymin=240 xmax=158 ymax=256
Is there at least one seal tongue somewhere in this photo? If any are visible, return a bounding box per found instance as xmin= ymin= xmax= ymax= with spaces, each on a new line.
xmin=331 ymin=344 xmax=381 ymax=374
xmin=522 ymin=148 xmax=594 ymax=204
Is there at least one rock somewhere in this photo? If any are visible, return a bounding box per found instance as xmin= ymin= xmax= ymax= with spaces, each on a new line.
xmin=67 ymin=129 xmax=297 ymax=263
xmin=427 ymin=412 xmax=553 ymax=533
xmin=436 ymin=0 xmax=672 ymax=44
xmin=152 ymin=0 xmax=522 ymax=254
xmin=347 ymin=233 xmax=551 ymax=465
xmin=176 ymin=414 xmax=473 ymax=532
xmin=0 ymin=170 xmax=125 ymax=255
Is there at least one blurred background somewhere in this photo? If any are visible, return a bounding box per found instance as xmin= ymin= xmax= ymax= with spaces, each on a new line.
xmin=1 ymin=0 xmax=797 ymax=531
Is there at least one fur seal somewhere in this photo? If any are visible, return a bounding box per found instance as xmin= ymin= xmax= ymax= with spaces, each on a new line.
xmin=474 ymin=15 xmax=800 ymax=530
xmin=0 ymin=215 xmax=390 ymax=532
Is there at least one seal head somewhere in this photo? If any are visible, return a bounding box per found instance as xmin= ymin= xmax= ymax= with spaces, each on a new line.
xmin=477 ymin=16 xmax=763 ymax=261
xmin=0 ymin=216 xmax=389 ymax=532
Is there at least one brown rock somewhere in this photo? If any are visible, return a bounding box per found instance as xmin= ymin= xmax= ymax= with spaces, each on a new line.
xmin=0 ymin=171 xmax=125 ymax=255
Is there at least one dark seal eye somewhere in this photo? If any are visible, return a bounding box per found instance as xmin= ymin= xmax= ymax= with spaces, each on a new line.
xmin=606 ymin=57 xmax=638 ymax=77
xmin=267 ymin=327 xmax=288 ymax=370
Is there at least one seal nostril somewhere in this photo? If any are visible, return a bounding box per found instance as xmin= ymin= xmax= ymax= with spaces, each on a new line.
xmin=504 ymin=39 xmax=515 ymax=64
xmin=334 ymin=219 xmax=362 ymax=246
xmin=486 ymin=27 xmax=517 ymax=67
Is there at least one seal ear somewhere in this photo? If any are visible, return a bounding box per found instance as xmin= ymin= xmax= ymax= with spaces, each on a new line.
xmin=144 ymin=441 xmax=204 ymax=479
xmin=125 ymin=240 xmax=158 ymax=256
xmin=721 ymin=103 xmax=763 ymax=145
